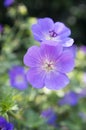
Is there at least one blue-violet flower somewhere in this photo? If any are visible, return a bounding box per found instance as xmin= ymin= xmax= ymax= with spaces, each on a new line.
xmin=41 ymin=108 xmax=57 ymax=126
xmin=4 ymin=0 xmax=14 ymax=7
xmin=9 ymin=66 xmax=28 ymax=90
xmin=58 ymin=91 xmax=78 ymax=106
xmin=0 ymin=116 xmax=14 ymax=130
xmin=24 ymin=44 xmax=75 ymax=90
xmin=31 ymin=17 xmax=74 ymax=47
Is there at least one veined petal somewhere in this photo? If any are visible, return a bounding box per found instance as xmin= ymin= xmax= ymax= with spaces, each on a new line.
xmin=57 ymin=50 xmax=75 ymax=73
xmin=40 ymin=44 xmax=63 ymax=61
xmin=41 ymin=40 xmax=62 ymax=46
xmin=26 ymin=68 xmax=45 ymax=89
xmin=54 ymin=22 xmax=71 ymax=37
xmin=63 ymin=45 xmax=77 ymax=58
xmin=23 ymin=46 xmax=42 ymax=67
xmin=45 ymin=72 xmax=69 ymax=90
xmin=38 ymin=17 xmax=54 ymax=32
xmin=31 ymin=24 xmax=45 ymax=42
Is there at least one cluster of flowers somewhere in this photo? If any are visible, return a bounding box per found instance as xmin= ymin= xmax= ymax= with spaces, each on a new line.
xmin=9 ymin=18 xmax=75 ymax=91
xmin=23 ymin=17 xmax=75 ymax=90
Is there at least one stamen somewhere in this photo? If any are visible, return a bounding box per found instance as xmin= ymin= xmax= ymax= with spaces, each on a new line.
xmin=42 ymin=60 xmax=55 ymax=72
xmin=49 ymin=30 xmax=58 ymax=37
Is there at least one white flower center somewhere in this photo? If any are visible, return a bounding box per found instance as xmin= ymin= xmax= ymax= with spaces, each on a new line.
xmin=42 ymin=59 xmax=55 ymax=72
xmin=15 ymin=75 xmax=23 ymax=83
xmin=45 ymin=30 xmax=58 ymax=41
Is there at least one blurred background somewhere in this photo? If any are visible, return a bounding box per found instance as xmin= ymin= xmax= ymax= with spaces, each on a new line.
xmin=0 ymin=0 xmax=86 ymax=45
xmin=0 ymin=0 xmax=86 ymax=130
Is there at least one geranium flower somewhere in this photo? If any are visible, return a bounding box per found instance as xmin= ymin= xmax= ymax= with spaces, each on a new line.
xmin=31 ymin=17 xmax=74 ymax=47
xmin=9 ymin=66 xmax=28 ymax=90
xmin=41 ymin=108 xmax=57 ymax=126
xmin=0 ymin=24 xmax=3 ymax=33
xmin=24 ymin=44 xmax=75 ymax=90
xmin=4 ymin=0 xmax=14 ymax=7
xmin=58 ymin=91 xmax=78 ymax=106
xmin=0 ymin=116 xmax=14 ymax=130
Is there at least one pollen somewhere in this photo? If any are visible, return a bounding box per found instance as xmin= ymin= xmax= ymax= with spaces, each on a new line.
xmin=42 ymin=59 xmax=55 ymax=72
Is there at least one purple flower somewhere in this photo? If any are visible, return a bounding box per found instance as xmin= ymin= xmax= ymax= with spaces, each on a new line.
xmin=24 ymin=44 xmax=75 ymax=90
xmin=63 ymin=45 xmax=77 ymax=58
xmin=4 ymin=0 xmax=14 ymax=7
xmin=78 ymin=88 xmax=86 ymax=99
xmin=78 ymin=112 xmax=86 ymax=121
xmin=0 ymin=24 xmax=3 ymax=33
xmin=58 ymin=91 xmax=78 ymax=106
xmin=0 ymin=116 xmax=14 ymax=130
xmin=41 ymin=108 xmax=57 ymax=126
xmin=9 ymin=66 xmax=28 ymax=90
xmin=31 ymin=17 xmax=74 ymax=47
xmin=80 ymin=46 xmax=86 ymax=54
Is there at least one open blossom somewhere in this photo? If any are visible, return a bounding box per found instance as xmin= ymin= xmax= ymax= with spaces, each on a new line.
xmin=41 ymin=108 xmax=57 ymax=126
xmin=4 ymin=0 xmax=14 ymax=7
xmin=9 ymin=66 xmax=28 ymax=90
xmin=58 ymin=91 xmax=78 ymax=106
xmin=24 ymin=44 xmax=75 ymax=90
xmin=31 ymin=17 xmax=74 ymax=47
xmin=0 ymin=116 xmax=14 ymax=130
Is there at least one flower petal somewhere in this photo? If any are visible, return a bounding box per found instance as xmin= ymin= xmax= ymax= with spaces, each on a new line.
xmin=40 ymin=44 xmax=63 ymax=61
xmin=57 ymin=50 xmax=75 ymax=73
xmin=23 ymin=46 xmax=42 ymax=67
xmin=38 ymin=17 xmax=54 ymax=33
xmin=41 ymin=40 xmax=62 ymax=46
xmin=62 ymin=38 xmax=74 ymax=47
xmin=54 ymin=22 xmax=71 ymax=37
xmin=26 ymin=68 xmax=45 ymax=89
xmin=14 ymin=81 xmax=28 ymax=90
xmin=63 ymin=45 xmax=77 ymax=58
xmin=31 ymin=24 xmax=45 ymax=42
xmin=45 ymin=72 xmax=69 ymax=90
xmin=31 ymin=18 xmax=54 ymax=42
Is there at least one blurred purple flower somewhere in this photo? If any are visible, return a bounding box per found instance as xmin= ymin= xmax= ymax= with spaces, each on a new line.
xmin=4 ymin=0 xmax=14 ymax=7
xmin=58 ymin=91 xmax=78 ymax=106
xmin=41 ymin=108 xmax=57 ymax=126
xmin=80 ymin=45 xmax=86 ymax=54
xmin=0 ymin=24 xmax=3 ymax=33
xmin=9 ymin=66 xmax=28 ymax=90
xmin=79 ymin=112 xmax=86 ymax=121
xmin=0 ymin=116 xmax=14 ymax=130
xmin=24 ymin=44 xmax=75 ymax=90
xmin=31 ymin=17 xmax=74 ymax=47
xmin=78 ymin=88 xmax=86 ymax=99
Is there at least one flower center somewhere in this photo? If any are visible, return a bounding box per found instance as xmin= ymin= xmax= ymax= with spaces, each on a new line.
xmin=45 ymin=30 xmax=58 ymax=40
xmin=49 ymin=30 xmax=58 ymax=37
xmin=15 ymin=75 xmax=23 ymax=83
xmin=42 ymin=60 xmax=55 ymax=72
